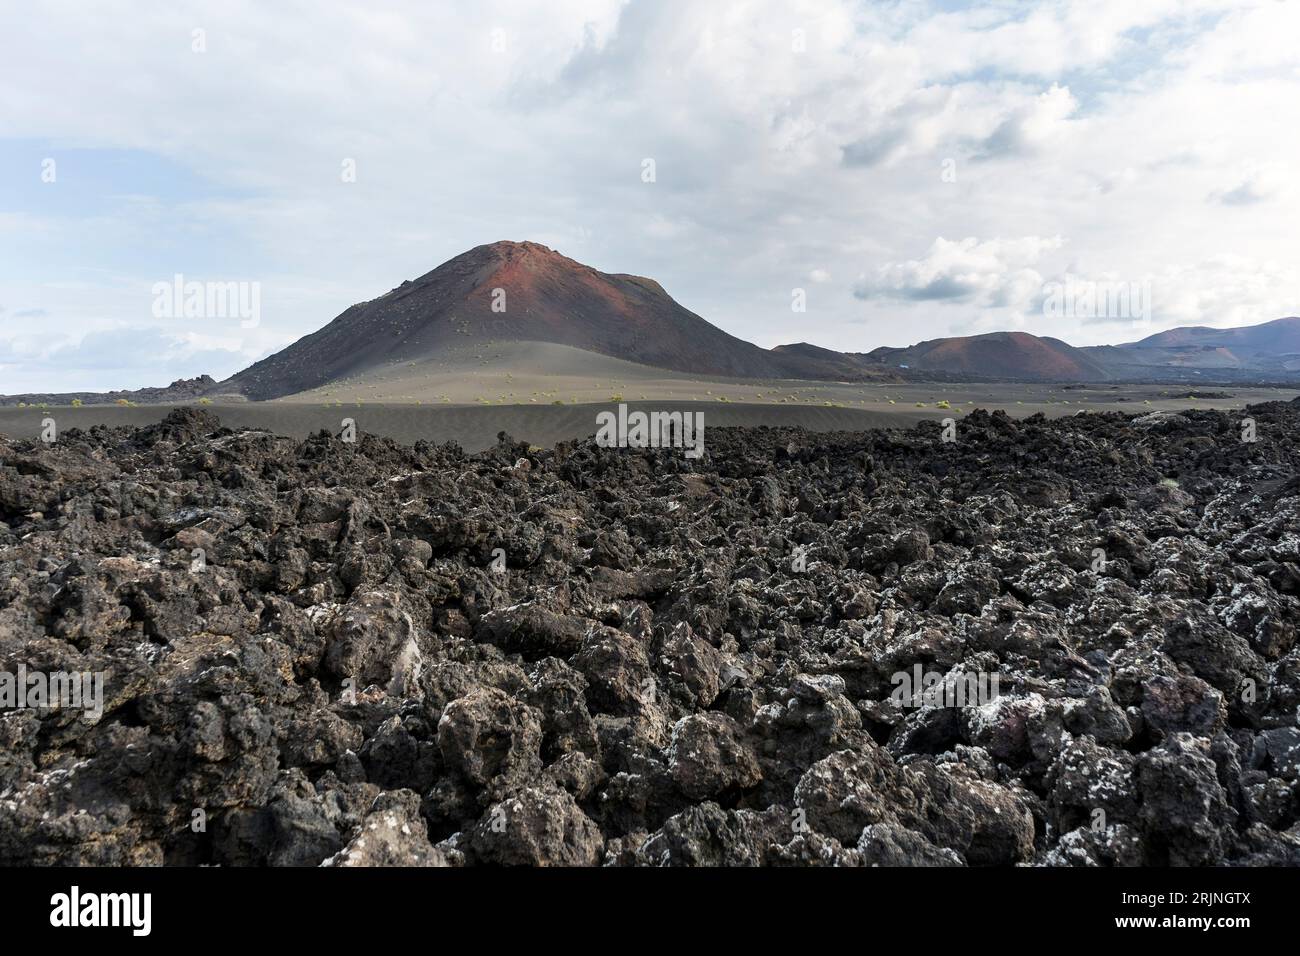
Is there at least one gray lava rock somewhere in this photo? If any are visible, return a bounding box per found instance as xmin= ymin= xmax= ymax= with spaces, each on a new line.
xmin=667 ymin=713 xmax=762 ymax=800
xmin=467 ymin=786 xmax=603 ymax=866
xmin=325 ymin=790 xmax=459 ymax=867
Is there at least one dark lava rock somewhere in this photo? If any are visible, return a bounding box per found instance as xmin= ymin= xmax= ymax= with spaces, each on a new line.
xmin=3 ymin=400 xmax=1300 ymax=866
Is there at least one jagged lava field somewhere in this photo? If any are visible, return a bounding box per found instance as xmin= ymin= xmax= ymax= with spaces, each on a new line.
xmin=1 ymin=398 xmax=1299 ymax=866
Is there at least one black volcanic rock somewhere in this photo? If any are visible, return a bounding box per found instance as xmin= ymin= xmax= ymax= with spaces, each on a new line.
xmin=3 ymin=400 xmax=1300 ymax=865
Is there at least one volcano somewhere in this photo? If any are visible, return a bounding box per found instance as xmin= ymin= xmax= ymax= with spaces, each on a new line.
xmin=220 ymin=241 xmax=817 ymax=400
xmin=866 ymin=330 xmax=1111 ymax=381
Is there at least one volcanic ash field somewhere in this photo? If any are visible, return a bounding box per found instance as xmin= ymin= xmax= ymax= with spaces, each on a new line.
xmin=1 ymin=402 xmax=1299 ymax=866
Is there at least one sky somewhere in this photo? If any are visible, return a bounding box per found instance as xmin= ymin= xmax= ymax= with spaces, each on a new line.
xmin=1 ymin=0 xmax=1298 ymax=392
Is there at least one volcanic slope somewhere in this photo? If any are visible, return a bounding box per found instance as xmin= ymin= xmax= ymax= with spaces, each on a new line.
xmin=1125 ymin=315 xmax=1300 ymax=353
xmin=221 ymin=241 xmax=830 ymax=401
xmin=867 ymin=331 xmax=1112 ymax=381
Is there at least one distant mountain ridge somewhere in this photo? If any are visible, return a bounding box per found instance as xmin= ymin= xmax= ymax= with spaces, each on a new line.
xmin=852 ymin=319 xmax=1300 ymax=383
xmin=213 ymin=241 xmax=1300 ymax=400
xmin=0 ymin=376 xmax=217 ymax=408
xmin=1124 ymin=316 xmax=1300 ymax=351
xmin=1081 ymin=316 xmax=1300 ymax=378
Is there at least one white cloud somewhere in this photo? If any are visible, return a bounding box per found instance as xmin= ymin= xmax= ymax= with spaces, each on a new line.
xmin=1147 ymin=255 xmax=1299 ymax=329
xmin=855 ymin=236 xmax=1063 ymax=309
xmin=978 ymin=84 xmax=1078 ymax=157
xmin=1211 ymin=166 xmax=1288 ymax=206
xmin=1 ymin=0 xmax=1298 ymax=388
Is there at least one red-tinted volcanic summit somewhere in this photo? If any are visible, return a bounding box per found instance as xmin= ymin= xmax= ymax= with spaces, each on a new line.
xmin=222 ymin=241 xmax=797 ymax=400
xmin=868 ymin=330 xmax=1111 ymax=381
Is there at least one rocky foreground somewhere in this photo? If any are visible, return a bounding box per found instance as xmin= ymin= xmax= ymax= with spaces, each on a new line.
xmin=1 ymin=402 xmax=1298 ymax=867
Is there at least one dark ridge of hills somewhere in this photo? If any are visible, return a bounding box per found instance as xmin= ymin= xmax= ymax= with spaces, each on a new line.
xmin=768 ymin=342 xmax=902 ymax=381
xmin=1075 ymin=316 xmax=1300 ymax=379
xmin=0 ymin=376 xmax=218 ymax=408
